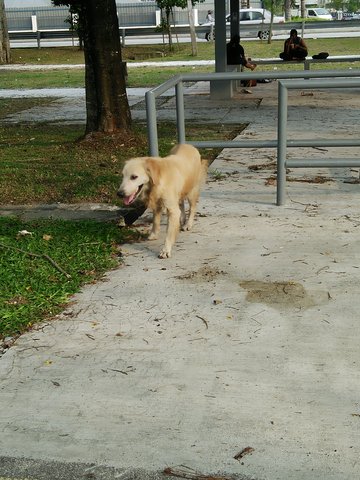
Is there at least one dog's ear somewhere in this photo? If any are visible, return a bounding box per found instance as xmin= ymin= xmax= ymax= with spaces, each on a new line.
xmin=144 ymin=158 xmax=161 ymax=185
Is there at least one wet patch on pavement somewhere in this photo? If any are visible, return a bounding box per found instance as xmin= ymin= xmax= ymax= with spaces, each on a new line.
xmin=239 ymin=280 xmax=329 ymax=310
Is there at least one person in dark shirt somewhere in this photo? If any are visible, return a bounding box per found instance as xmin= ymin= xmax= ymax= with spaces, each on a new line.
xmin=280 ymin=29 xmax=308 ymax=60
xmin=226 ymin=34 xmax=257 ymax=70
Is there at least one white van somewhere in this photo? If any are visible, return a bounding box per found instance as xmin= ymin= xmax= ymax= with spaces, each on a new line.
xmin=307 ymin=8 xmax=333 ymax=20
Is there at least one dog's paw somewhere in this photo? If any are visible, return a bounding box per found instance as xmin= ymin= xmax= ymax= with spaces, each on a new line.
xmin=158 ymin=248 xmax=171 ymax=259
xmin=182 ymin=223 xmax=193 ymax=232
xmin=148 ymin=232 xmax=158 ymax=240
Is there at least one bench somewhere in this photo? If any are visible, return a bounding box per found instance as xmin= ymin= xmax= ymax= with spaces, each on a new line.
xmin=252 ymin=55 xmax=360 ymax=71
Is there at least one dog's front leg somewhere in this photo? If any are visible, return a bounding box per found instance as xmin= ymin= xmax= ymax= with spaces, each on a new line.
xmin=148 ymin=205 xmax=162 ymax=240
xmin=159 ymin=206 xmax=180 ymax=259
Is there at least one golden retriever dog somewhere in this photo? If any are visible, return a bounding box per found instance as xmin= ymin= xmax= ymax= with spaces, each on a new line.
xmin=118 ymin=144 xmax=207 ymax=258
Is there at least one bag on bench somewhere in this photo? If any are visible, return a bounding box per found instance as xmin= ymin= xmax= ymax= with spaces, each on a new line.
xmin=312 ymin=52 xmax=329 ymax=59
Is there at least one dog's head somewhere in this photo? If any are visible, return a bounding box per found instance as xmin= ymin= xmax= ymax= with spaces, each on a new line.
xmin=117 ymin=157 xmax=161 ymax=206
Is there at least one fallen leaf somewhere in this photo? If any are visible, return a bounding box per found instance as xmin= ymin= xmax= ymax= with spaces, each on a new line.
xmin=234 ymin=446 xmax=255 ymax=460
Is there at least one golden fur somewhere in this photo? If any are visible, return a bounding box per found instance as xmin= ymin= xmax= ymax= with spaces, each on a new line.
xmin=118 ymin=144 xmax=207 ymax=258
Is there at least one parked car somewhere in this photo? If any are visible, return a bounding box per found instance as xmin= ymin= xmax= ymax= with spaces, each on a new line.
xmin=202 ymin=8 xmax=285 ymax=41
xmin=306 ymin=8 xmax=333 ymax=20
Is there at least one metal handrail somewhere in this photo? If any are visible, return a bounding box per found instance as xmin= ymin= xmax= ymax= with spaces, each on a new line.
xmin=145 ymin=69 xmax=360 ymax=156
xmin=276 ymin=77 xmax=360 ymax=205
xmin=145 ymin=69 xmax=360 ymax=204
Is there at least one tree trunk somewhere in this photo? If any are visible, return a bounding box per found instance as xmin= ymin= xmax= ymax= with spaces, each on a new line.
xmin=300 ymin=0 xmax=306 ymax=19
xmin=284 ymin=0 xmax=292 ymax=21
xmin=187 ymin=0 xmax=197 ymax=56
xmin=0 ymin=0 xmax=11 ymax=64
xmin=267 ymin=0 xmax=274 ymax=45
xmin=82 ymin=0 xmax=131 ymax=135
xmin=166 ymin=8 xmax=173 ymax=49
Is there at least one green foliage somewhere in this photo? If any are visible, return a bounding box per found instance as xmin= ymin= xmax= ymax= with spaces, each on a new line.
xmin=347 ymin=0 xmax=360 ymax=11
xmin=262 ymin=0 xmax=286 ymax=16
xmin=327 ymin=0 xmax=360 ymax=11
xmin=328 ymin=0 xmax=342 ymax=9
xmin=156 ymin=0 xmax=204 ymax=9
xmin=155 ymin=0 xmax=204 ymax=48
xmin=0 ymin=217 xmax=139 ymax=338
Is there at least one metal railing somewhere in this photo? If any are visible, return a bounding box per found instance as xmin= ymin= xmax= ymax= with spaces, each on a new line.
xmin=277 ymin=77 xmax=360 ymax=205
xmin=145 ymin=69 xmax=360 ymax=205
xmin=6 ymin=4 xmax=205 ymax=32
xmin=7 ymin=6 xmax=360 ymax=35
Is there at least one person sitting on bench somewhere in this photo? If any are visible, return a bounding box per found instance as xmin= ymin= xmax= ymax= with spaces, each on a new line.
xmin=227 ymin=34 xmax=257 ymax=71
xmin=280 ymin=29 xmax=308 ymax=61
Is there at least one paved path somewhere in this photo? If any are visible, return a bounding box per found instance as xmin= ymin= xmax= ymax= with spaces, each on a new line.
xmin=1 ymin=76 xmax=360 ymax=480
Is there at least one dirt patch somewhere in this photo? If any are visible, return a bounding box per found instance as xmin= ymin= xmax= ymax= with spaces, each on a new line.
xmin=126 ymin=51 xmax=164 ymax=60
xmin=248 ymin=161 xmax=276 ymax=171
xmin=265 ymin=175 xmax=334 ymax=186
xmin=286 ymin=175 xmax=334 ymax=184
xmin=78 ymin=130 xmax=147 ymax=149
xmin=239 ymin=280 xmax=328 ymax=310
xmin=176 ymin=265 xmax=227 ymax=282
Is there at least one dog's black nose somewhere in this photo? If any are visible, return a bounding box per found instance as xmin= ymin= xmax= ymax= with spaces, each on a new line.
xmin=117 ymin=190 xmax=124 ymax=199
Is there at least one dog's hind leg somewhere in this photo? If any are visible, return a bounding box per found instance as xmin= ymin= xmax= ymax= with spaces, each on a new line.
xmin=180 ymin=200 xmax=186 ymax=229
xmin=182 ymin=188 xmax=200 ymax=231
xmin=148 ymin=205 xmax=162 ymax=240
xmin=159 ymin=205 xmax=181 ymax=259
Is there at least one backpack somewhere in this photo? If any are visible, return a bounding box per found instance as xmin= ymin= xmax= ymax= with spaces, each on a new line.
xmin=312 ymin=52 xmax=329 ymax=59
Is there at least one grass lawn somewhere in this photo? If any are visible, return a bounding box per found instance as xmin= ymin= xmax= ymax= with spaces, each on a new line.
xmin=9 ymin=37 xmax=360 ymax=65
xmin=0 ymin=120 xmax=240 ymax=205
xmin=4 ymin=37 xmax=360 ymax=89
xmin=0 ymin=217 xmax=141 ymax=339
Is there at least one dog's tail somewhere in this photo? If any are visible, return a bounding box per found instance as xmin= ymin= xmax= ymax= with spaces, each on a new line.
xmin=201 ymin=158 xmax=209 ymax=184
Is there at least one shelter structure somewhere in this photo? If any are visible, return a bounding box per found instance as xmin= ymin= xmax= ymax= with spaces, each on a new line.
xmin=211 ymin=0 xmax=240 ymax=99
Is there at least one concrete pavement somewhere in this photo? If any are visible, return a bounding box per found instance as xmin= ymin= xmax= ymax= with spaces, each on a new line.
xmin=1 ymin=77 xmax=360 ymax=480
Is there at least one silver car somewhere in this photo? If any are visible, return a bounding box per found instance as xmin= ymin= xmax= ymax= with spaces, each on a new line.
xmin=203 ymin=8 xmax=285 ymax=41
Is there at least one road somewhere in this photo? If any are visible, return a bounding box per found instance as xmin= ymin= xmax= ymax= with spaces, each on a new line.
xmin=9 ymin=27 xmax=360 ymax=49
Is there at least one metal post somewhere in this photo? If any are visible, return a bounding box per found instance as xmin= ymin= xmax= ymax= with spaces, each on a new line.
xmin=37 ymin=31 xmax=41 ymax=49
xmin=230 ymin=0 xmax=240 ymax=39
xmin=120 ymin=28 xmax=125 ymax=47
xmin=277 ymin=82 xmax=288 ymax=206
xmin=176 ymin=81 xmax=186 ymax=144
xmin=145 ymin=91 xmax=159 ymax=156
xmin=211 ymin=0 xmax=231 ymax=99
xmin=304 ymin=59 xmax=310 ymax=74
xmin=31 ymin=14 xmax=37 ymax=32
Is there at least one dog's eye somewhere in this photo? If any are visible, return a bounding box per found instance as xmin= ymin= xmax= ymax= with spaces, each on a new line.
xmin=130 ymin=175 xmax=138 ymax=180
